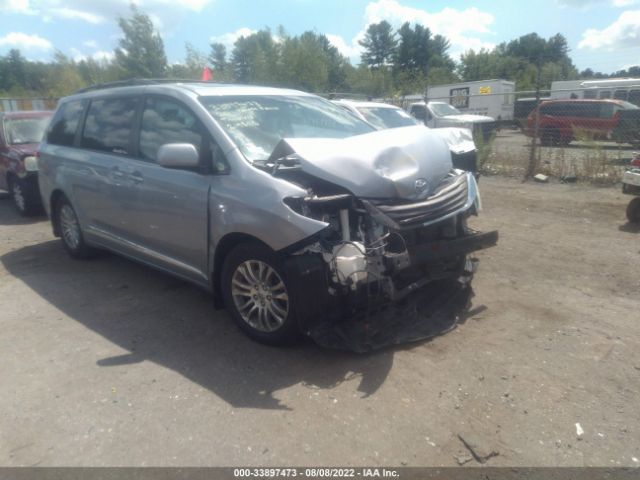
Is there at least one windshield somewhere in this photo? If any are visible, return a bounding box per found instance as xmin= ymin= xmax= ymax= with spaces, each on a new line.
xmin=200 ymin=95 xmax=373 ymax=162
xmin=358 ymin=106 xmax=418 ymax=129
xmin=4 ymin=116 xmax=51 ymax=144
xmin=430 ymin=103 xmax=462 ymax=117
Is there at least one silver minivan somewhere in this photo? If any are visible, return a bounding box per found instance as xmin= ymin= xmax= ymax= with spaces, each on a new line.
xmin=39 ymin=81 xmax=497 ymax=346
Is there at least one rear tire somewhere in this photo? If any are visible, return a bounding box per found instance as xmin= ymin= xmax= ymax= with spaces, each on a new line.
xmin=541 ymin=128 xmax=560 ymax=147
xmin=221 ymin=242 xmax=300 ymax=345
xmin=626 ymin=197 xmax=640 ymax=224
xmin=8 ymin=176 xmax=40 ymax=216
xmin=54 ymin=197 xmax=96 ymax=259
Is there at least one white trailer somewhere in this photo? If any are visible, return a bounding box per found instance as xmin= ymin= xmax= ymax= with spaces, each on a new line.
xmin=426 ymin=79 xmax=516 ymax=123
xmin=550 ymin=78 xmax=640 ymax=105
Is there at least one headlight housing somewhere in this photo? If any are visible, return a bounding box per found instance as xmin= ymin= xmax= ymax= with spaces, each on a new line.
xmin=23 ymin=155 xmax=39 ymax=172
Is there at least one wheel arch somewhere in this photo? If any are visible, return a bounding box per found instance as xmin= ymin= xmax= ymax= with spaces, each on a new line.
xmin=212 ymin=232 xmax=272 ymax=308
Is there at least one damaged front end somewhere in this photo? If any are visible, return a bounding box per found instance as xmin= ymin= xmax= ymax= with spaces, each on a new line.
xmin=267 ymin=128 xmax=498 ymax=351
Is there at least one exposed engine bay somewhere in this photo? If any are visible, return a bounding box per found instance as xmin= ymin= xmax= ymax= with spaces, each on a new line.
xmin=255 ymin=128 xmax=498 ymax=350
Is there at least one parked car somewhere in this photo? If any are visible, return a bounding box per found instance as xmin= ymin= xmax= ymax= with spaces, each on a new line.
xmin=39 ymin=81 xmax=497 ymax=346
xmin=334 ymin=99 xmax=479 ymax=176
xmin=0 ymin=110 xmax=53 ymax=215
xmin=524 ymin=99 xmax=640 ymax=147
xmin=408 ymin=101 xmax=497 ymax=140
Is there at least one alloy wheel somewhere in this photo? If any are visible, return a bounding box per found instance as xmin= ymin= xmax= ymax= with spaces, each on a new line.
xmin=231 ymin=260 xmax=289 ymax=332
xmin=12 ymin=182 xmax=25 ymax=212
xmin=60 ymin=204 xmax=81 ymax=250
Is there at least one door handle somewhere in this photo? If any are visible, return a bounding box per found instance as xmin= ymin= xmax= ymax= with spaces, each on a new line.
xmin=130 ymin=171 xmax=144 ymax=184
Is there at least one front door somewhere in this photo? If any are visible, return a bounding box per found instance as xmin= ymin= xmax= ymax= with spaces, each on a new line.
xmin=118 ymin=96 xmax=213 ymax=283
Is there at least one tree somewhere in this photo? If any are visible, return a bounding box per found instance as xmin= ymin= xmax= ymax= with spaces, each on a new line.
xmin=114 ymin=4 xmax=167 ymax=78
xmin=230 ymin=29 xmax=280 ymax=84
xmin=458 ymin=33 xmax=578 ymax=90
xmin=359 ymin=21 xmax=397 ymax=68
xmin=209 ymin=42 xmax=227 ymax=75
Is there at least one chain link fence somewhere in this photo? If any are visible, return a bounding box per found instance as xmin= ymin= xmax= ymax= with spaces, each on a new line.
xmin=383 ymin=83 xmax=640 ymax=184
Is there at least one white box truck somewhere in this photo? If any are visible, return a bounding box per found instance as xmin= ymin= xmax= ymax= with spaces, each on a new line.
xmin=426 ymin=79 xmax=516 ymax=125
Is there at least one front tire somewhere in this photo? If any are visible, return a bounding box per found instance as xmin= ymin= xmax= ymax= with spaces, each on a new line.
xmin=541 ymin=128 xmax=560 ymax=147
xmin=221 ymin=243 xmax=300 ymax=345
xmin=627 ymin=197 xmax=640 ymax=224
xmin=8 ymin=176 xmax=40 ymax=216
xmin=54 ymin=197 xmax=96 ymax=259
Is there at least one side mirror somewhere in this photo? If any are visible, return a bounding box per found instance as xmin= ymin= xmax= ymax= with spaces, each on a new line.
xmin=157 ymin=143 xmax=199 ymax=169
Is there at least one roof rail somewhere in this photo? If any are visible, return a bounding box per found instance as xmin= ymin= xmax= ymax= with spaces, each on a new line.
xmin=74 ymin=78 xmax=217 ymax=94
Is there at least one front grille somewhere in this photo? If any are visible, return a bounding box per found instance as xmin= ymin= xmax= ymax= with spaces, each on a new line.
xmin=370 ymin=173 xmax=469 ymax=228
xmin=451 ymin=150 xmax=477 ymax=174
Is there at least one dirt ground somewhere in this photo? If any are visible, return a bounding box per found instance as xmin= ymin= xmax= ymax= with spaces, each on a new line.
xmin=0 ymin=176 xmax=639 ymax=467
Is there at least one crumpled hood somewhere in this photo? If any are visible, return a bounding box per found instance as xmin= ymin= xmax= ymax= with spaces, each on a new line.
xmin=430 ymin=127 xmax=476 ymax=154
xmin=273 ymin=125 xmax=452 ymax=200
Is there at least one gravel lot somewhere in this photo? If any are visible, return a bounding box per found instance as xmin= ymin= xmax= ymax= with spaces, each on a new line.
xmin=1 ymin=176 xmax=639 ymax=467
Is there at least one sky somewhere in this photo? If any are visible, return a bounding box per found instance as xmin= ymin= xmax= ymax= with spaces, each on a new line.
xmin=0 ymin=0 xmax=639 ymax=75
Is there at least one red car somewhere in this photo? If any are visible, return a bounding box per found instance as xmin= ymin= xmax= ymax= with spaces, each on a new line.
xmin=0 ymin=110 xmax=53 ymax=215
xmin=525 ymin=99 xmax=639 ymax=146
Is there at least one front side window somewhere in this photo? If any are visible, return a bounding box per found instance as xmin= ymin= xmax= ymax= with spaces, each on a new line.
xmin=200 ymin=95 xmax=372 ymax=163
xmin=599 ymin=90 xmax=611 ymax=99
xmin=358 ymin=107 xmax=418 ymax=129
xmin=4 ymin=116 xmax=51 ymax=144
xmin=139 ymin=97 xmax=203 ymax=162
xmin=614 ymin=90 xmax=628 ymax=101
xmin=600 ymin=103 xmax=615 ymax=118
xmin=81 ymin=97 xmax=138 ymax=155
xmin=47 ymin=101 xmax=84 ymax=146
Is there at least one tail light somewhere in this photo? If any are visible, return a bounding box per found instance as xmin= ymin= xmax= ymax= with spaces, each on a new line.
xmin=631 ymin=154 xmax=640 ymax=168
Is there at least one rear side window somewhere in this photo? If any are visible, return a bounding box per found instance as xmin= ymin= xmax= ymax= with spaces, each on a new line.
xmin=599 ymin=91 xmax=611 ymax=99
xmin=572 ymin=103 xmax=600 ymax=117
xmin=583 ymin=90 xmax=597 ymax=99
xmin=139 ymin=97 xmax=203 ymax=162
xmin=81 ymin=97 xmax=138 ymax=155
xmin=629 ymin=90 xmax=640 ymax=106
xmin=539 ymin=103 xmax=563 ymax=116
xmin=47 ymin=100 xmax=84 ymax=146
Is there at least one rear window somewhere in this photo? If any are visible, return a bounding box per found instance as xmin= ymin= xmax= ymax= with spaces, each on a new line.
xmin=47 ymin=100 xmax=84 ymax=147
xmin=81 ymin=97 xmax=138 ymax=155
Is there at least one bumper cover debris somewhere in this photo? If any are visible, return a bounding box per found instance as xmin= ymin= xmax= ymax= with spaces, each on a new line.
xmin=306 ymin=259 xmax=479 ymax=353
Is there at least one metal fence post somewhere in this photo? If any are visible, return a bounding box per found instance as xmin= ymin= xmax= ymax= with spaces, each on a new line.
xmin=525 ymin=59 xmax=543 ymax=180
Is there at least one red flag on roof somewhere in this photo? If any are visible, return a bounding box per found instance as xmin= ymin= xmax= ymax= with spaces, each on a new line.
xmin=201 ymin=67 xmax=213 ymax=81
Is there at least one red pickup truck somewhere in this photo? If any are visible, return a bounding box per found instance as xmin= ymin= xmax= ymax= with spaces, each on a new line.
xmin=525 ymin=99 xmax=640 ymax=147
xmin=0 ymin=110 xmax=52 ymax=215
